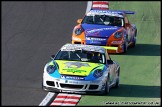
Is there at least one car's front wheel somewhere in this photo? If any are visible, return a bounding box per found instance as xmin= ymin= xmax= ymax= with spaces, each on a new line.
xmin=42 ymin=78 xmax=46 ymax=91
xmin=123 ymin=42 xmax=128 ymax=53
xmin=100 ymin=77 xmax=110 ymax=95
xmin=104 ymin=78 xmax=110 ymax=94
xmin=114 ymin=68 xmax=120 ymax=88
xmin=42 ymin=80 xmax=44 ymax=90
xmin=123 ymin=36 xmax=128 ymax=53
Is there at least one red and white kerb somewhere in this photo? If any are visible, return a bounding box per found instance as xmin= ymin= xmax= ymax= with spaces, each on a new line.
xmin=92 ymin=1 xmax=109 ymax=10
xmin=50 ymin=93 xmax=81 ymax=106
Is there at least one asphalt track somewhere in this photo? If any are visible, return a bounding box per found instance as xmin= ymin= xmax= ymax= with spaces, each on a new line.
xmin=2 ymin=1 xmax=87 ymax=105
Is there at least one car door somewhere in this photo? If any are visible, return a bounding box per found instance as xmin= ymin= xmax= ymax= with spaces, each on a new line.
xmin=105 ymin=51 xmax=116 ymax=85
xmin=124 ymin=14 xmax=133 ymax=43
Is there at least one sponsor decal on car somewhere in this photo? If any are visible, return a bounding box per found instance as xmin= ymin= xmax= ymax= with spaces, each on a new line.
xmin=85 ymin=27 xmax=118 ymax=34
xmin=61 ymin=75 xmax=85 ymax=80
xmin=62 ymin=68 xmax=86 ymax=73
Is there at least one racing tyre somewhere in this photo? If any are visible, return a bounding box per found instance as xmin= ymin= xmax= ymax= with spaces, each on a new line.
xmin=42 ymin=79 xmax=44 ymax=90
xmin=132 ymin=31 xmax=137 ymax=47
xmin=132 ymin=37 xmax=136 ymax=48
xmin=114 ymin=68 xmax=120 ymax=88
xmin=104 ymin=79 xmax=110 ymax=94
xmin=100 ymin=78 xmax=110 ymax=95
xmin=123 ymin=42 xmax=128 ymax=53
xmin=114 ymin=77 xmax=120 ymax=88
xmin=42 ymin=78 xmax=46 ymax=91
xmin=123 ymin=36 xmax=128 ymax=53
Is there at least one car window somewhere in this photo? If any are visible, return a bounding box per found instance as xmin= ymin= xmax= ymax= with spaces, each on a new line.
xmin=82 ymin=15 xmax=124 ymax=27
xmin=55 ymin=50 xmax=105 ymax=64
xmin=124 ymin=15 xmax=129 ymax=24
xmin=105 ymin=51 xmax=111 ymax=60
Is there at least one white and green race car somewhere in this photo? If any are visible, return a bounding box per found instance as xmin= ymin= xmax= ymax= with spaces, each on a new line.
xmin=42 ymin=44 xmax=120 ymax=95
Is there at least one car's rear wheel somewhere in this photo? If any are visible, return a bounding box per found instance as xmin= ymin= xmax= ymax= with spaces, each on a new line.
xmin=132 ymin=37 xmax=136 ymax=47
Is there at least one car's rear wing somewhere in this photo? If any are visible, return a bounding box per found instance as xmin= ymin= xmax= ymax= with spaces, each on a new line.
xmin=107 ymin=10 xmax=135 ymax=14
xmin=102 ymin=46 xmax=118 ymax=50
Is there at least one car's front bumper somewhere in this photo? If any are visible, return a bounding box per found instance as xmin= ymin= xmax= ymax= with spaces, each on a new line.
xmin=43 ymin=73 xmax=107 ymax=94
xmin=72 ymin=36 xmax=125 ymax=53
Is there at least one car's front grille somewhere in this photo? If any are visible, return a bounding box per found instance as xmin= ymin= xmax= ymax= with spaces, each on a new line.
xmin=74 ymin=42 xmax=81 ymax=44
xmin=89 ymin=85 xmax=99 ymax=90
xmin=60 ymin=83 xmax=83 ymax=89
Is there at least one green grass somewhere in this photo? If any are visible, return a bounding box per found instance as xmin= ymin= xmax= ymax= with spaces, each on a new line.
xmin=78 ymin=1 xmax=161 ymax=106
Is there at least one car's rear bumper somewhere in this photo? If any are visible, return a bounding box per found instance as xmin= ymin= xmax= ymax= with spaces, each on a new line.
xmin=72 ymin=36 xmax=125 ymax=53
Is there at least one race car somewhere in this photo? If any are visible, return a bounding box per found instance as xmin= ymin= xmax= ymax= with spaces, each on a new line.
xmin=42 ymin=43 xmax=120 ymax=95
xmin=72 ymin=9 xmax=137 ymax=53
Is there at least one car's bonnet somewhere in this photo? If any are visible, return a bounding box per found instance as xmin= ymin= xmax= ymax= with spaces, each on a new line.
xmin=55 ymin=60 xmax=104 ymax=76
xmin=82 ymin=24 xmax=121 ymax=38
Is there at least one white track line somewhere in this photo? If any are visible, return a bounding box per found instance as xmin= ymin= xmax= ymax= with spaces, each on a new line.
xmin=86 ymin=1 xmax=92 ymax=13
xmin=39 ymin=92 xmax=55 ymax=106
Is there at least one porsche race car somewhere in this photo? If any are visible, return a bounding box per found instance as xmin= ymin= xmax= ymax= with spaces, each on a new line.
xmin=72 ymin=9 xmax=137 ymax=53
xmin=42 ymin=44 xmax=120 ymax=95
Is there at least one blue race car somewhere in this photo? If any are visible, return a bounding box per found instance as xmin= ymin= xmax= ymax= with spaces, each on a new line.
xmin=72 ymin=9 xmax=137 ymax=53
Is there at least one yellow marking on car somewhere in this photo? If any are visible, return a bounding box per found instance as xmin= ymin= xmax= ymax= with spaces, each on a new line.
xmin=102 ymin=46 xmax=118 ymax=50
xmin=55 ymin=60 xmax=104 ymax=76
xmin=49 ymin=61 xmax=54 ymax=65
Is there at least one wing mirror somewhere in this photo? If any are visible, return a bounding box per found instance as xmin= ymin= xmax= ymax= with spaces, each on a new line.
xmin=125 ymin=23 xmax=130 ymax=27
xmin=77 ymin=19 xmax=82 ymax=24
xmin=50 ymin=55 xmax=55 ymax=60
xmin=107 ymin=60 xmax=113 ymax=64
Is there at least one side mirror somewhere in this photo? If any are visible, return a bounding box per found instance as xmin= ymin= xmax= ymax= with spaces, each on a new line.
xmin=125 ymin=23 xmax=130 ymax=27
xmin=107 ymin=60 xmax=113 ymax=64
xmin=77 ymin=19 xmax=82 ymax=24
xmin=50 ymin=55 xmax=55 ymax=60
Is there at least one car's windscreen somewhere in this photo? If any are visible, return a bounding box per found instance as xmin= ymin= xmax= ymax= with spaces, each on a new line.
xmin=55 ymin=50 xmax=105 ymax=64
xmin=82 ymin=15 xmax=124 ymax=27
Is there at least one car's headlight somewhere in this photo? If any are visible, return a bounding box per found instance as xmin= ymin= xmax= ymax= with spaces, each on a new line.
xmin=74 ymin=27 xmax=83 ymax=35
xmin=114 ymin=32 xmax=122 ymax=38
xmin=93 ymin=69 xmax=103 ymax=78
xmin=46 ymin=65 xmax=56 ymax=74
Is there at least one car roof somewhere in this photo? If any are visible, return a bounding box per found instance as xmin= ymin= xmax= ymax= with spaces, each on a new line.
xmin=61 ymin=44 xmax=106 ymax=53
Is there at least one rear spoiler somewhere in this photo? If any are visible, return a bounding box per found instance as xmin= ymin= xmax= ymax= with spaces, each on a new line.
xmin=102 ymin=46 xmax=118 ymax=50
xmin=107 ymin=10 xmax=135 ymax=14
